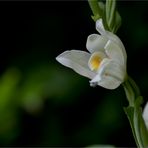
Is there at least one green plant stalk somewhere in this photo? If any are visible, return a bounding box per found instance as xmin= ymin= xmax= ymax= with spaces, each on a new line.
xmin=123 ymin=76 xmax=148 ymax=147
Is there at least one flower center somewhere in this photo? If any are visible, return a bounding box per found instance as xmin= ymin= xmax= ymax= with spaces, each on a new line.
xmin=88 ymin=51 xmax=106 ymax=72
xmin=90 ymin=55 xmax=102 ymax=71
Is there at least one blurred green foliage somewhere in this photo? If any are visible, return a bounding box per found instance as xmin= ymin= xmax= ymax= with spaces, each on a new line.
xmin=0 ymin=1 xmax=147 ymax=147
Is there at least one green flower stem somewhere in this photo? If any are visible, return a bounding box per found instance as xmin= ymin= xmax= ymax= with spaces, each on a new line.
xmin=123 ymin=78 xmax=135 ymax=107
xmin=88 ymin=0 xmax=102 ymax=21
xmin=123 ymin=76 xmax=148 ymax=147
xmin=128 ymin=76 xmax=140 ymax=97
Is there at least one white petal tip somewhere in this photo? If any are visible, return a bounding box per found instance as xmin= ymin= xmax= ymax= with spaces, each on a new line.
xmin=56 ymin=54 xmax=64 ymax=63
xmin=143 ymin=102 xmax=148 ymax=130
xmin=55 ymin=55 xmax=63 ymax=63
xmin=55 ymin=56 xmax=60 ymax=62
xmin=55 ymin=51 xmax=72 ymax=67
xmin=96 ymin=18 xmax=105 ymax=35
xmin=90 ymin=81 xmax=98 ymax=87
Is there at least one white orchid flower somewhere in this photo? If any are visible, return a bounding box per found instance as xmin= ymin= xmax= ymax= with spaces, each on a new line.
xmin=143 ymin=102 xmax=148 ymax=130
xmin=56 ymin=18 xmax=127 ymax=89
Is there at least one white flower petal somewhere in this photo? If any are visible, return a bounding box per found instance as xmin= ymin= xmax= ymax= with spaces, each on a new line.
xmin=56 ymin=50 xmax=96 ymax=79
xmin=105 ymin=31 xmax=127 ymax=61
xmin=99 ymin=58 xmax=125 ymax=81
xmin=86 ymin=34 xmax=108 ymax=53
xmin=90 ymin=58 xmax=125 ymax=89
xmin=96 ymin=19 xmax=106 ymax=35
xmin=104 ymin=40 xmax=126 ymax=66
xmin=93 ymin=74 xmax=122 ymax=89
xmin=96 ymin=19 xmax=127 ymax=61
xmin=143 ymin=102 xmax=148 ymax=130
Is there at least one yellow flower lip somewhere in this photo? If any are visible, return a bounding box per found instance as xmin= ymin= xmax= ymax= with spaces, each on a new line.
xmin=89 ymin=54 xmax=102 ymax=71
xmin=88 ymin=51 xmax=106 ymax=71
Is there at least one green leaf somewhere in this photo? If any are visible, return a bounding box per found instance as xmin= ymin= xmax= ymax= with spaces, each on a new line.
xmin=124 ymin=96 xmax=148 ymax=148
xmin=98 ymin=2 xmax=105 ymax=12
xmin=124 ymin=106 xmax=139 ymax=147
xmin=88 ymin=0 xmax=102 ymax=22
xmin=106 ymin=0 xmax=116 ymax=30
xmin=91 ymin=2 xmax=105 ymax=22
xmin=112 ymin=11 xmax=122 ymax=33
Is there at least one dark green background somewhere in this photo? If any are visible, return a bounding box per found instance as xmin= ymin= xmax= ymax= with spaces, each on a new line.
xmin=0 ymin=1 xmax=147 ymax=147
